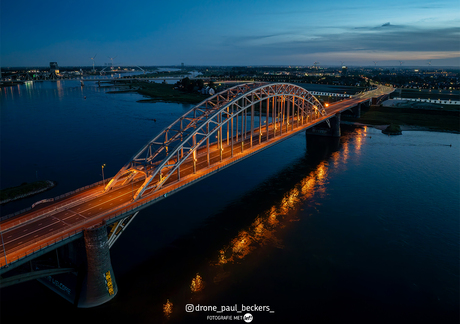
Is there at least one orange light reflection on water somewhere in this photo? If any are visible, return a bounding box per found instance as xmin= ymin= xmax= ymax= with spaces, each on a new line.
xmin=190 ymin=273 xmax=205 ymax=292
xmin=212 ymin=159 xmax=335 ymax=282
xmin=167 ymin=128 xmax=363 ymax=310
xmin=163 ymin=299 xmax=173 ymax=318
xmin=342 ymin=140 xmax=349 ymax=164
xmin=355 ymin=128 xmax=365 ymax=154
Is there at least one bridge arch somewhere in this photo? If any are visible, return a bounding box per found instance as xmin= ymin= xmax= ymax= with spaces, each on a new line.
xmin=105 ymin=82 xmax=327 ymax=200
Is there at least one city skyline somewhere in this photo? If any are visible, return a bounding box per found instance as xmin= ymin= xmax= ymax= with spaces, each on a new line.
xmin=1 ymin=0 xmax=459 ymax=67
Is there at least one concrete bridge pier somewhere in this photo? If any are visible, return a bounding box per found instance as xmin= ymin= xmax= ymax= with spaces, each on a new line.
xmin=351 ymin=104 xmax=361 ymax=118
xmin=306 ymin=133 xmax=340 ymax=159
xmin=34 ymin=223 xmax=118 ymax=308
xmin=77 ymin=224 xmax=118 ymax=308
xmin=306 ymin=113 xmax=341 ymax=138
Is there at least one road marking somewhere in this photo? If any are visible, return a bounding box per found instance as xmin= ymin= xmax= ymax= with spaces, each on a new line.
xmin=2 ymin=100 xmax=384 ymax=254
xmin=4 ymin=219 xmax=61 ymax=246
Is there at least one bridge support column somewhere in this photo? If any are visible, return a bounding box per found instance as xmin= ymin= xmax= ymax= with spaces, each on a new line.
xmin=306 ymin=133 xmax=341 ymax=158
xmin=306 ymin=113 xmax=341 ymax=138
xmin=77 ymin=224 xmax=118 ymax=308
xmin=352 ymin=104 xmax=361 ymax=118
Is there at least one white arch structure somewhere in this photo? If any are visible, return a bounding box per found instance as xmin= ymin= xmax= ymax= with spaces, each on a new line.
xmin=105 ymin=82 xmax=328 ymax=200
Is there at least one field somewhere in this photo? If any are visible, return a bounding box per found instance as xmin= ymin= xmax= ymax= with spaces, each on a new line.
xmin=110 ymin=81 xmax=209 ymax=104
xmin=342 ymin=105 xmax=460 ymax=132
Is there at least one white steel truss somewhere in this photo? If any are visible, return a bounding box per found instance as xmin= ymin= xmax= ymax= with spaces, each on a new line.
xmin=105 ymin=83 xmax=327 ymax=200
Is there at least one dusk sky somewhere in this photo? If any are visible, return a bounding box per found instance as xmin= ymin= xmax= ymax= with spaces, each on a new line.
xmin=1 ymin=0 xmax=459 ymax=67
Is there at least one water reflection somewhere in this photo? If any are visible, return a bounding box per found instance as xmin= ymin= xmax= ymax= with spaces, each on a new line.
xmin=1 ymin=80 xmax=110 ymax=104
xmin=190 ymin=273 xmax=205 ymax=293
xmin=163 ymin=299 xmax=173 ymax=318
xmin=162 ymin=128 xmax=367 ymax=319
xmin=355 ymin=126 xmax=369 ymax=155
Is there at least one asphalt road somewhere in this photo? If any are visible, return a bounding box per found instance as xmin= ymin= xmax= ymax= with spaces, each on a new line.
xmin=0 ymin=91 xmax=389 ymax=269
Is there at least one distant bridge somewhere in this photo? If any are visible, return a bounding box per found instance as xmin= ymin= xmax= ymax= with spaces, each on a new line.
xmin=0 ymin=82 xmax=393 ymax=307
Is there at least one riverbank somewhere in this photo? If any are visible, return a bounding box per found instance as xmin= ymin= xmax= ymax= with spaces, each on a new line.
xmin=341 ymin=104 xmax=460 ymax=133
xmin=107 ymin=82 xmax=459 ymax=132
xmin=0 ymin=180 xmax=56 ymax=205
xmin=109 ymin=81 xmax=209 ymax=104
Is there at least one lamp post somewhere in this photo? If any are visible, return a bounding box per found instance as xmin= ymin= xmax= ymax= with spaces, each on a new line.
xmin=102 ymin=164 xmax=106 ymax=190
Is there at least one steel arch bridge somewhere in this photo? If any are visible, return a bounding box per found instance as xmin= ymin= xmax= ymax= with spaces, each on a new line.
xmin=105 ymin=82 xmax=328 ymax=200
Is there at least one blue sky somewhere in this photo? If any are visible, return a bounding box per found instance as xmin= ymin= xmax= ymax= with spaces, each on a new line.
xmin=1 ymin=0 xmax=459 ymax=67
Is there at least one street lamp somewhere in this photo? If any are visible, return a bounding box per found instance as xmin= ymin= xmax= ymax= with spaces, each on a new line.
xmin=102 ymin=164 xmax=106 ymax=189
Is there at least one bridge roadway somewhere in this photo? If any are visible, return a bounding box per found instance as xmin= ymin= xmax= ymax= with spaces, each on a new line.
xmin=0 ymin=88 xmax=390 ymax=270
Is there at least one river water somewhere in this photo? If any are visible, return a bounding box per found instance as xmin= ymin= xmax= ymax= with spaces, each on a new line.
xmin=0 ymin=80 xmax=458 ymax=323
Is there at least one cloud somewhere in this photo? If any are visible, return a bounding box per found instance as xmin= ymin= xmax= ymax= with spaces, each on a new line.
xmin=210 ymin=23 xmax=460 ymax=65
xmin=225 ymin=25 xmax=460 ymax=54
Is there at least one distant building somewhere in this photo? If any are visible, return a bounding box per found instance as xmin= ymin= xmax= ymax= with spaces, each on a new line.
xmin=341 ymin=65 xmax=348 ymax=77
xmin=181 ymin=63 xmax=185 ymax=68
xmin=50 ymin=62 xmax=59 ymax=75
xmin=200 ymin=87 xmax=215 ymax=95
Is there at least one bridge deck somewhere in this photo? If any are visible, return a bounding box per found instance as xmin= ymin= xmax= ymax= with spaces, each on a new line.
xmin=0 ymin=86 xmax=392 ymax=271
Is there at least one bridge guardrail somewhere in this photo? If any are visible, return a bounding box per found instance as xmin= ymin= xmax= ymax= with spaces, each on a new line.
xmin=1 ymin=128 xmax=287 ymax=268
xmin=0 ymin=105 xmax=342 ymax=269
xmin=0 ymin=171 xmax=213 ymax=269
xmin=0 ymin=230 xmax=82 ymax=269
xmin=1 ymin=151 xmax=242 ymax=268
xmin=95 ymin=126 xmax=311 ymax=226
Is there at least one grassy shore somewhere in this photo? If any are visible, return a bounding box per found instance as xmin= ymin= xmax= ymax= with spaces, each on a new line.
xmin=0 ymin=180 xmax=55 ymax=203
xmin=108 ymin=82 xmax=459 ymax=132
xmin=342 ymin=105 xmax=460 ymax=132
xmin=111 ymin=81 xmax=209 ymax=104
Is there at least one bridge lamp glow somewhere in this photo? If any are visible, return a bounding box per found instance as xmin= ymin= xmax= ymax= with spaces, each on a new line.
xmin=101 ymin=164 xmax=106 ymax=189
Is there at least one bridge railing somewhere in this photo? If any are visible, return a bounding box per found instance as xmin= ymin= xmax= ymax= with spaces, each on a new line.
xmin=0 ymin=230 xmax=82 ymax=269
xmin=1 ymin=146 xmax=248 ymax=268
xmin=97 ymin=122 xmax=312 ymax=225
xmin=1 ymin=98 xmax=330 ymax=269
xmin=0 ymin=168 xmax=224 ymax=269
